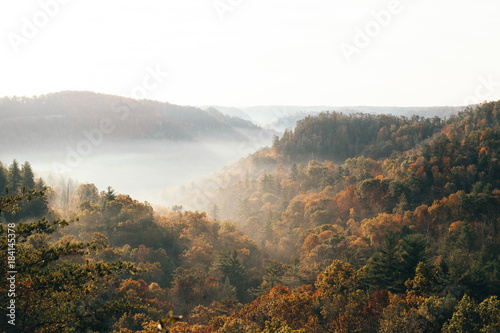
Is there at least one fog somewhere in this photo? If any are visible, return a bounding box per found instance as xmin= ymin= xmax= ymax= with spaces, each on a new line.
xmin=0 ymin=92 xmax=277 ymax=207
xmin=0 ymin=138 xmax=271 ymax=207
xmin=0 ymin=93 xmax=464 ymax=210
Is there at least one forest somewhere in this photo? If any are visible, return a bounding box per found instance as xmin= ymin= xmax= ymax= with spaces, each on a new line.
xmin=1 ymin=101 xmax=500 ymax=332
xmin=0 ymin=92 xmax=268 ymax=150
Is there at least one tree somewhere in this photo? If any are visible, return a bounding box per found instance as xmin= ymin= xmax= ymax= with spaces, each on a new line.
xmin=21 ymin=161 xmax=35 ymax=190
xmin=257 ymin=318 xmax=307 ymax=333
xmin=211 ymin=203 xmax=220 ymax=221
xmin=0 ymin=190 xmax=139 ymax=332
xmin=400 ymin=233 xmax=429 ymax=281
xmin=445 ymin=222 xmax=476 ymax=254
xmin=171 ymin=205 xmax=183 ymax=213
xmin=8 ymin=159 xmax=22 ymax=193
xmin=251 ymin=260 xmax=289 ymax=296
xmin=102 ymin=186 xmax=116 ymax=204
xmin=367 ymin=231 xmax=404 ymax=292
xmin=442 ymin=295 xmax=500 ymax=333
xmin=213 ymin=249 xmax=246 ymax=300
xmin=0 ymin=162 xmax=8 ymax=195
xmin=379 ymin=294 xmax=451 ymax=333
xmin=405 ymin=262 xmax=440 ymax=297
xmin=263 ymin=260 xmax=288 ymax=288
xmin=77 ymin=183 xmax=100 ymax=205
xmin=316 ymin=260 xmax=368 ymax=332
xmin=309 ymin=210 xmax=334 ymax=227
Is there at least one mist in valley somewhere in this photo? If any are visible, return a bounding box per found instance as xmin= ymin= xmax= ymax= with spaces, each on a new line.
xmin=1 ymin=137 xmax=272 ymax=207
xmin=0 ymin=92 xmax=466 ymax=211
xmin=0 ymin=92 xmax=275 ymax=207
xmin=2 ymin=1 xmax=500 ymax=331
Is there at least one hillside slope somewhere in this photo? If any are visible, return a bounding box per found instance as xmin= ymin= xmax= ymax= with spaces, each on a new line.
xmin=0 ymin=91 xmax=271 ymax=152
xmin=2 ymin=101 xmax=500 ymax=332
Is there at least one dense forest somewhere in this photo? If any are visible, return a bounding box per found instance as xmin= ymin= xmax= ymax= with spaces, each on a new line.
xmin=1 ymin=101 xmax=500 ymax=332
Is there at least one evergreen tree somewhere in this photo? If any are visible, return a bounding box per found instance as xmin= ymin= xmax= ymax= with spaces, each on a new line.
xmin=101 ymin=186 xmax=116 ymax=205
xmin=220 ymin=276 xmax=238 ymax=301
xmin=368 ymin=231 xmax=404 ymax=292
xmin=21 ymin=161 xmax=35 ymax=190
xmin=211 ymin=203 xmax=220 ymax=221
xmin=401 ymin=233 xmax=429 ymax=281
xmin=0 ymin=190 xmax=139 ymax=332
xmin=25 ymin=178 xmax=49 ymax=218
xmin=8 ymin=159 xmax=22 ymax=193
xmin=213 ymin=249 xmax=246 ymax=300
xmin=0 ymin=162 xmax=7 ymax=195
xmin=34 ymin=177 xmax=45 ymax=191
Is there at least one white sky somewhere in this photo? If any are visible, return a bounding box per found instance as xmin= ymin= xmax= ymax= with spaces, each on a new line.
xmin=1 ymin=0 xmax=499 ymax=107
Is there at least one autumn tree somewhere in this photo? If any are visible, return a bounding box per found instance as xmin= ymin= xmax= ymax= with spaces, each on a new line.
xmin=77 ymin=183 xmax=100 ymax=205
xmin=0 ymin=190 xmax=139 ymax=332
xmin=316 ymin=260 xmax=368 ymax=332
xmin=442 ymin=295 xmax=500 ymax=333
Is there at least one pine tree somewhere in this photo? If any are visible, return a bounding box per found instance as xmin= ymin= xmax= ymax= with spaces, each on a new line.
xmin=21 ymin=161 xmax=35 ymax=190
xmin=34 ymin=177 xmax=45 ymax=191
xmin=213 ymin=249 xmax=246 ymax=300
xmin=0 ymin=190 xmax=139 ymax=332
xmin=8 ymin=159 xmax=22 ymax=193
xmin=368 ymin=231 xmax=404 ymax=292
xmin=211 ymin=203 xmax=220 ymax=221
xmin=0 ymin=163 xmax=7 ymax=195
xmin=102 ymin=186 xmax=116 ymax=205
xmin=220 ymin=277 xmax=237 ymax=301
xmin=401 ymin=233 xmax=429 ymax=281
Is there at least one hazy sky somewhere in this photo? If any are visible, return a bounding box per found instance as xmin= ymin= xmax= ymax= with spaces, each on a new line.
xmin=1 ymin=0 xmax=499 ymax=107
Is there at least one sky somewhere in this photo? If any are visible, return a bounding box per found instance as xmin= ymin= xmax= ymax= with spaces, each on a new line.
xmin=1 ymin=0 xmax=500 ymax=107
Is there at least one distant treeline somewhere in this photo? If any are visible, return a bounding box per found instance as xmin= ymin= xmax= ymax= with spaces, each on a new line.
xmin=0 ymin=91 xmax=268 ymax=151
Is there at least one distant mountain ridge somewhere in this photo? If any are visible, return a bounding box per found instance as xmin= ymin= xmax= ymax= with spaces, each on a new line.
xmin=207 ymin=105 xmax=465 ymax=132
xmin=0 ymin=91 xmax=271 ymax=152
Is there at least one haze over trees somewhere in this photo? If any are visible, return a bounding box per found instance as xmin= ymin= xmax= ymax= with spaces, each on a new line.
xmin=1 ymin=100 xmax=500 ymax=332
xmin=0 ymin=92 xmax=277 ymax=204
xmin=0 ymin=91 xmax=272 ymax=151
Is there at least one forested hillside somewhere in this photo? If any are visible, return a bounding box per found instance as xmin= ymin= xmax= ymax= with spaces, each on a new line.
xmin=1 ymin=101 xmax=500 ymax=332
xmin=211 ymin=105 xmax=462 ymax=132
xmin=0 ymin=91 xmax=275 ymax=205
xmin=274 ymin=112 xmax=443 ymax=162
xmin=0 ymin=91 xmax=269 ymax=152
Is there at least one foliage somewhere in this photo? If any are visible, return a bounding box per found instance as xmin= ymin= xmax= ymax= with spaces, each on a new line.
xmin=3 ymin=101 xmax=500 ymax=331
